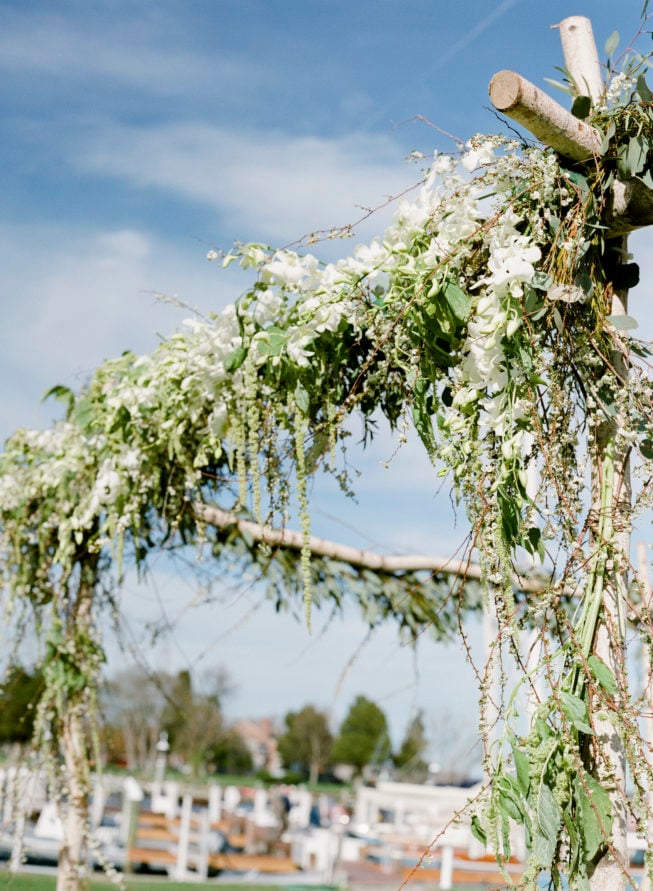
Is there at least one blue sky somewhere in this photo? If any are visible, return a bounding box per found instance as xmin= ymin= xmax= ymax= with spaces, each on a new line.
xmin=2 ymin=1 xmax=652 ymax=756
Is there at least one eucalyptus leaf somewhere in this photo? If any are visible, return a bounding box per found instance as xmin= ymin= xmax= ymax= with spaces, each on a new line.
xmin=543 ymin=77 xmax=573 ymax=96
xmin=637 ymin=73 xmax=653 ymax=102
xmin=604 ymin=30 xmax=619 ymax=57
xmin=294 ymin=382 xmax=310 ymax=414
xmin=627 ymin=135 xmax=649 ymax=176
xmin=606 ymin=314 xmax=638 ymax=330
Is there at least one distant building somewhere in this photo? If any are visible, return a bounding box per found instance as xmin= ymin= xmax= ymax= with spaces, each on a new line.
xmin=233 ymin=718 xmax=283 ymax=775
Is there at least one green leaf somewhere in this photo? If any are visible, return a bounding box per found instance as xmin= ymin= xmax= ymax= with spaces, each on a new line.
xmin=525 ymin=526 xmax=546 ymax=563
xmin=543 ymin=77 xmax=573 ymax=96
xmin=511 ymin=740 xmax=531 ymax=797
xmin=294 ymin=382 xmax=310 ymax=414
xmin=571 ymin=95 xmax=592 ymax=119
xmin=606 ymin=314 xmax=638 ymax=330
xmin=498 ymin=774 xmax=527 ymax=824
xmin=638 ymin=73 xmax=653 ymax=102
xmin=42 ymin=384 xmax=75 ymax=416
xmin=604 ymin=31 xmax=620 ymax=58
xmin=587 ymin=655 xmax=618 ymax=696
xmin=637 ymin=169 xmax=653 ymax=190
xmin=576 ymin=772 xmax=613 ymax=860
xmin=224 ymin=346 xmax=247 ymax=372
xmin=530 ymin=271 xmax=553 ymax=293
xmin=256 ymin=326 xmax=289 ymax=358
xmin=442 ymin=279 xmax=471 ymax=322
xmin=534 ymin=781 xmax=562 ymax=868
xmin=559 ymin=691 xmax=593 ymax=734
xmin=600 ymin=121 xmax=617 ymax=153
xmin=471 ymin=814 xmax=487 ymax=846
xmin=629 ymin=135 xmax=648 ymax=176
xmin=641 ymin=439 xmax=653 ymax=460
xmin=566 ymin=171 xmax=589 ymax=190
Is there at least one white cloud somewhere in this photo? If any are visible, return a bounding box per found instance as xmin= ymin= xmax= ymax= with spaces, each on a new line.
xmin=73 ymin=122 xmax=422 ymax=244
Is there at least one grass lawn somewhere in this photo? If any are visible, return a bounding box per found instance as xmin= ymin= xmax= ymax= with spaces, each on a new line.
xmin=0 ymin=871 xmax=496 ymax=891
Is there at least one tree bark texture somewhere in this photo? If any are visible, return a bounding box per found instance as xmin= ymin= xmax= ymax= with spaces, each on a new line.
xmin=588 ymin=241 xmax=630 ymax=891
xmin=56 ymin=568 xmax=96 ymax=891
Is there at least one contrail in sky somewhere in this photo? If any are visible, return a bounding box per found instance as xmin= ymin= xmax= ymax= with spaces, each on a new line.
xmin=363 ymin=0 xmax=521 ymax=129
xmin=427 ymin=0 xmax=522 ymax=75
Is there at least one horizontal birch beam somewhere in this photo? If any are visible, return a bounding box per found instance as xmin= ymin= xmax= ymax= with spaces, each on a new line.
xmin=489 ymin=70 xmax=653 ymax=234
xmin=195 ymin=502 xmax=549 ymax=595
xmin=489 ymin=70 xmax=602 ymax=162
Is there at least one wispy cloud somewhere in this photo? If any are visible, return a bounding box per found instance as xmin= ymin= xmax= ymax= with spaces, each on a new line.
xmin=73 ymin=122 xmax=421 ymax=244
xmin=0 ymin=10 xmax=268 ymax=99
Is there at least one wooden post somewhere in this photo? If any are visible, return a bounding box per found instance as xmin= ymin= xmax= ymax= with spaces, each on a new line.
xmin=489 ymin=70 xmax=601 ymax=161
xmin=637 ymin=541 xmax=653 ymax=891
xmin=555 ymin=21 xmax=629 ymax=889
xmin=589 ymin=249 xmax=630 ymax=888
xmin=56 ymin=582 xmax=95 ymax=891
xmin=557 ymin=16 xmax=604 ymax=101
xmin=490 ymin=16 xmax=638 ymax=891
xmin=174 ymin=793 xmax=193 ymax=880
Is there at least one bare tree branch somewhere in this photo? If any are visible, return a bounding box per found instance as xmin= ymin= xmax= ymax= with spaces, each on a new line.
xmin=195 ymin=502 xmax=548 ymax=594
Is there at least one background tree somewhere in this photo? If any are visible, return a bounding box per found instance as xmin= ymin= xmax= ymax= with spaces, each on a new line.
xmin=331 ymin=695 xmax=391 ymax=777
xmin=392 ymin=710 xmax=429 ymax=781
xmin=207 ymin=727 xmax=254 ymax=776
xmin=0 ymin=665 xmax=44 ymax=749
xmin=160 ymin=669 xmax=193 ymax=753
xmin=102 ymin=666 xmax=172 ymax=770
xmin=162 ymin=667 xmax=235 ymax=777
xmin=277 ymin=704 xmax=333 ymax=785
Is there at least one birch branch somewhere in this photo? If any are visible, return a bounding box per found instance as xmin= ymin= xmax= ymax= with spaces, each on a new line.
xmin=488 ymin=70 xmax=602 ymax=161
xmin=558 ymin=16 xmax=604 ymax=103
xmin=195 ymin=502 xmax=549 ymax=594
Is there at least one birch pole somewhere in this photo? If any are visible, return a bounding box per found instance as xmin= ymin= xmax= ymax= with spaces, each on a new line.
xmin=637 ymin=541 xmax=653 ymax=891
xmin=57 ymin=575 xmax=95 ymax=891
xmin=558 ymin=19 xmax=630 ymax=889
xmin=491 ymin=16 xmax=634 ymax=889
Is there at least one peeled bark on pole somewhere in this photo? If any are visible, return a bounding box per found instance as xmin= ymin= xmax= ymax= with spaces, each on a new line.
xmin=57 ymin=703 xmax=90 ymax=891
xmin=588 ymin=256 xmax=630 ymax=890
xmin=557 ymin=16 xmax=604 ymax=102
xmin=556 ymin=18 xmax=628 ymax=889
xmin=637 ymin=541 xmax=653 ymax=891
xmin=56 ymin=574 xmax=95 ymax=891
